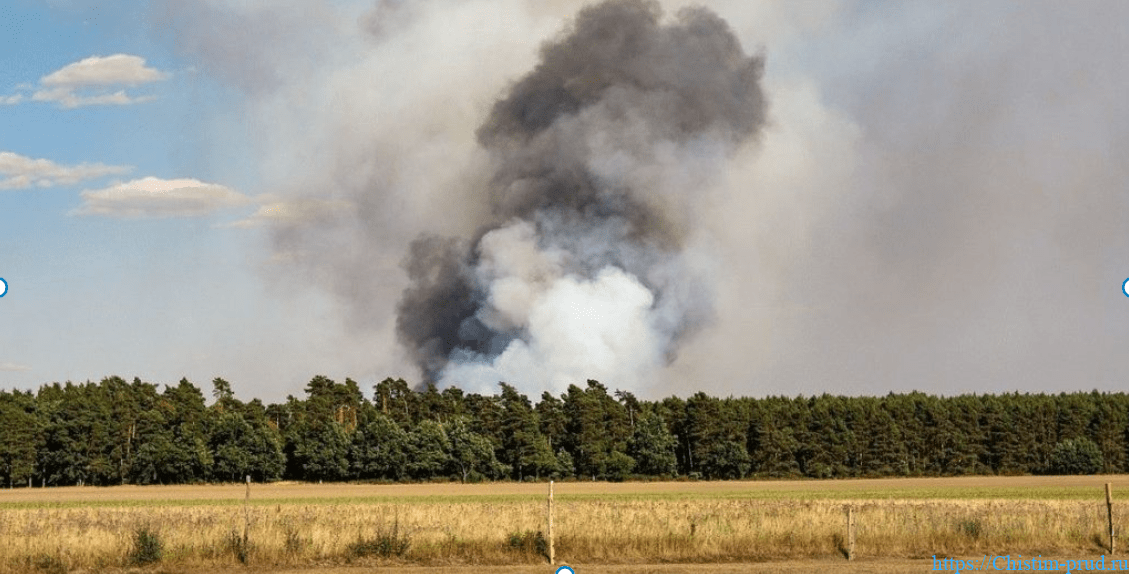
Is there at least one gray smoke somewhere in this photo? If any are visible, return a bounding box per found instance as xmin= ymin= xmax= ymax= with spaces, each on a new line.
xmin=151 ymin=0 xmax=1129 ymax=402
xmin=395 ymin=0 xmax=766 ymax=391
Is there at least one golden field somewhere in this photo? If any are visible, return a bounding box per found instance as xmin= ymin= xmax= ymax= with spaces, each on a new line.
xmin=1 ymin=476 xmax=1127 ymax=572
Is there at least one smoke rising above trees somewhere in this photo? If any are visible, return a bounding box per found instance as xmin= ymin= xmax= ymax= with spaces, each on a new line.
xmin=147 ymin=0 xmax=1129 ymax=401
xmin=397 ymin=0 xmax=767 ymax=392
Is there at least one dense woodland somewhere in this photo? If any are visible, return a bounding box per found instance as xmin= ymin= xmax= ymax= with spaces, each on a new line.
xmin=0 ymin=376 xmax=1125 ymax=487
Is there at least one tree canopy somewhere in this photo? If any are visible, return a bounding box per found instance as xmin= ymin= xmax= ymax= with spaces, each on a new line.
xmin=1 ymin=378 xmax=1126 ymax=486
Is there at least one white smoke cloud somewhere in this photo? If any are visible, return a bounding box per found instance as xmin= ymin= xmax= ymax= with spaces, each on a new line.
xmin=473 ymin=221 xmax=565 ymax=333
xmin=442 ymin=265 xmax=661 ymax=395
xmin=153 ymin=0 xmax=1129 ymax=400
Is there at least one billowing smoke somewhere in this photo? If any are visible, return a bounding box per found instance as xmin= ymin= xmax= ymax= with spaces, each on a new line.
xmin=396 ymin=0 xmax=766 ymax=392
xmin=154 ymin=0 xmax=1129 ymax=401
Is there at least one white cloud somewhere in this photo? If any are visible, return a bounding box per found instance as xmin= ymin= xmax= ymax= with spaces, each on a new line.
xmin=41 ymin=54 xmax=169 ymax=87
xmin=0 ymin=363 xmax=32 ymax=372
xmin=223 ymin=197 xmax=351 ymax=228
xmin=8 ymin=54 xmax=169 ymax=109
xmin=31 ymin=87 xmax=155 ymax=109
xmin=0 ymin=151 xmax=132 ymax=190
xmin=74 ymin=176 xmax=251 ymax=218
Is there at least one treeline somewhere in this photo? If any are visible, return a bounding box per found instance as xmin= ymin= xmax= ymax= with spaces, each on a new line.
xmin=1 ymin=376 xmax=1126 ymax=487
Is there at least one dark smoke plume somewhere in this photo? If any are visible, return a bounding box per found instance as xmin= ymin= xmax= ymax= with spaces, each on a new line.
xmin=396 ymin=0 xmax=766 ymax=391
xmin=153 ymin=0 xmax=1129 ymax=401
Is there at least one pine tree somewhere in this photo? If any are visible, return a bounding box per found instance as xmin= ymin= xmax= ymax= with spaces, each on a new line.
xmin=406 ymin=420 xmax=451 ymax=479
xmin=350 ymin=410 xmax=409 ymax=480
xmin=629 ymin=410 xmax=677 ymax=476
xmin=0 ymin=390 xmax=37 ymax=487
xmin=446 ymin=416 xmax=504 ymax=482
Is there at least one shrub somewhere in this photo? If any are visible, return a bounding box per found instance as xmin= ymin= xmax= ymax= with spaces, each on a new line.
xmin=348 ymin=518 xmax=411 ymax=559
xmin=130 ymin=526 xmax=163 ymax=565
xmin=283 ymin=526 xmax=305 ymax=555
xmin=605 ymin=452 xmax=636 ymax=482
xmin=225 ymin=530 xmax=252 ymax=564
xmin=957 ymin=518 xmax=983 ymax=540
xmin=506 ymin=530 xmax=548 ymax=559
xmin=31 ymin=553 xmax=66 ymax=574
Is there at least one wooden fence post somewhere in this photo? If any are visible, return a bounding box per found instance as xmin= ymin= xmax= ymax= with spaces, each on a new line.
xmin=244 ymin=475 xmax=251 ymax=545
xmin=846 ymin=505 xmax=856 ymax=561
xmin=548 ymin=480 xmax=555 ymax=565
xmin=1107 ymin=483 xmax=1115 ymax=555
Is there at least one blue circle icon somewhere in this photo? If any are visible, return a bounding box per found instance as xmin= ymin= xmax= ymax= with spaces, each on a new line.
xmin=0 ymin=278 xmax=7 ymax=298
xmin=555 ymin=567 xmax=576 ymax=574
xmin=1124 ymin=278 xmax=1129 ymax=298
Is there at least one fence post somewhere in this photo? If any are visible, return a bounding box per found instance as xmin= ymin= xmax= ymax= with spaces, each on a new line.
xmin=846 ymin=505 xmax=856 ymax=561
xmin=1107 ymin=483 xmax=1115 ymax=554
xmin=548 ymin=480 xmax=555 ymax=565
xmin=244 ymin=475 xmax=251 ymax=545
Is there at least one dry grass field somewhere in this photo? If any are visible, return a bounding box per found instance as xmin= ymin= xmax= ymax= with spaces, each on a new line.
xmin=1 ymin=476 xmax=1126 ymax=573
xmin=133 ymin=558 xmax=941 ymax=573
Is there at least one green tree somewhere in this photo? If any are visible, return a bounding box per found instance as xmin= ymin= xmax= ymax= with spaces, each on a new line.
xmin=947 ymin=394 xmax=988 ymax=475
xmin=446 ymin=417 xmax=504 ymax=482
xmin=983 ymin=395 xmax=1023 ymax=474
xmin=418 ymin=382 xmax=458 ymax=424
xmin=802 ymin=395 xmax=853 ymax=478
xmin=132 ymin=378 xmax=213 ymax=484
xmin=687 ymin=393 xmax=750 ymax=479
xmin=36 ymin=382 xmax=96 ymax=485
xmin=350 ymin=411 xmax=409 ymax=480
xmin=284 ymin=377 xmax=354 ymax=481
xmin=406 ymin=419 xmax=452 ymax=479
xmin=1056 ymin=392 xmax=1097 ymax=442
xmin=1049 ymin=437 xmax=1103 ymax=475
xmin=103 ymin=376 xmax=155 ymax=483
xmin=563 ymin=380 xmax=633 ymax=480
xmin=655 ymin=396 xmax=691 ymax=475
xmin=536 ymin=392 xmax=567 ymax=452
xmin=0 ymin=390 xmax=37 ymax=487
xmin=42 ymin=381 xmax=118 ymax=485
xmin=373 ymin=377 xmax=417 ymax=426
xmin=208 ymin=382 xmax=285 ymax=482
xmin=463 ymin=393 xmax=505 ymax=446
xmin=629 ymin=410 xmax=677 ymax=476
xmin=1089 ymin=392 xmax=1128 ymax=473
xmin=212 ymin=377 xmax=235 ymax=407
xmin=749 ymin=398 xmax=800 ymax=477
xmin=289 ymin=420 xmax=350 ymax=481
xmin=498 ymin=383 xmax=557 ymax=480
xmin=615 ymin=389 xmax=641 ymax=433
xmin=210 ymin=412 xmax=285 ymax=482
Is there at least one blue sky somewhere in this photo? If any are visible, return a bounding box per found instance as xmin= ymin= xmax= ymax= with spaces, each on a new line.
xmin=2 ymin=1 xmax=1128 ymax=403
xmin=0 ymin=1 xmax=359 ymax=401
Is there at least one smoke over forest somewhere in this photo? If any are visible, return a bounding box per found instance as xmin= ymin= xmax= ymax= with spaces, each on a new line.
xmin=396 ymin=0 xmax=766 ymax=391
xmin=147 ymin=0 xmax=1129 ymax=401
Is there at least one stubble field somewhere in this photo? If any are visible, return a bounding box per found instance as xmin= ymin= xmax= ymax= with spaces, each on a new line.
xmin=1 ymin=476 xmax=1126 ymax=573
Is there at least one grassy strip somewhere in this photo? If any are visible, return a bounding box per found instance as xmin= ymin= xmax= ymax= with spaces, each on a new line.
xmin=0 ymin=486 xmax=1114 ymax=510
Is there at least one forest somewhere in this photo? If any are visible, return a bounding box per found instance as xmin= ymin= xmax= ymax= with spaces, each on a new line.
xmin=0 ymin=376 xmax=1124 ymax=487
